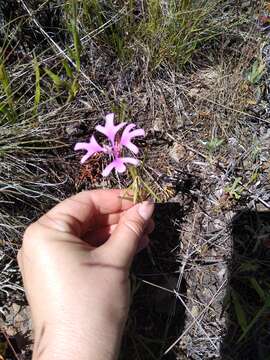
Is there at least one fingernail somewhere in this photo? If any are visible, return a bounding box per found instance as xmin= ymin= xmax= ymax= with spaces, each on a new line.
xmin=138 ymin=201 xmax=154 ymax=221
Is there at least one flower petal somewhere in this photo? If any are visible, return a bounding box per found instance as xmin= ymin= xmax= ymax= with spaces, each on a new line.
xmin=120 ymin=157 xmax=140 ymax=166
xmin=74 ymin=142 xmax=88 ymax=151
xmin=120 ymin=123 xmax=136 ymax=142
xmin=96 ymin=113 xmax=126 ymax=144
xmin=80 ymin=153 xmax=91 ymax=164
xmin=105 ymin=113 xmax=114 ymax=123
xmin=102 ymin=157 xmax=139 ymax=177
xmin=129 ymin=129 xmax=145 ymax=138
xmin=102 ymin=161 xmax=117 ymax=177
xmin=120 ymin=123 xmax=145 ymax=154
xmin=114 ymin=158 xmax=126 ymax=173
xmin=123 ymin=142 xmax=139 ymax=154
xmin=74 ymin=135 xmax=104 ymax=164
xmin=102 ymin=158 xmax=126 ymax=176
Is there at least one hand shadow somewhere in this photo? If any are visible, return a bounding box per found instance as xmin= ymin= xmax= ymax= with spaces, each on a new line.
xmin=120 ymin=203 xmax=187 ymax=360
xmin=221 ymin=209 xmax=270 ymax=360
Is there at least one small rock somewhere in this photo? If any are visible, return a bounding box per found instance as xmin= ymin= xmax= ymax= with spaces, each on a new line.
xmin=169 ymin=143 xmax=186 ymax=162
xmin=65 ymin=122 xmax=82 ymax=136
xmin=152 ymin=117 xmax=164 ymax=131
xmin=191 ymin=305 xmax=199 ymax=317
xmin=188 ymin=88 xmax=200 ymax=97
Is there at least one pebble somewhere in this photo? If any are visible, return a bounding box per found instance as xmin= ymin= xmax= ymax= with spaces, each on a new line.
xmin=169 ymin=143 xmax=186 ymax=162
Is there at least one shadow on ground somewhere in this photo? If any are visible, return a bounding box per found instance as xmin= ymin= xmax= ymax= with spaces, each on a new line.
xmin=120 ymin=203 xmax=186 ymax=360
xmin=221 ymin=210 xmax=270 ymax=360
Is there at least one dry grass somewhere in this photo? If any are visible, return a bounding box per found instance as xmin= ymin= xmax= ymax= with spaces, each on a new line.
xmin=1 ymin=1 xmax=270 ymax=359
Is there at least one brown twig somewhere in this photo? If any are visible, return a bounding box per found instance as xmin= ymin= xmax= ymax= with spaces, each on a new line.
xmin=2 ymin=330 xmax=21 ymax=360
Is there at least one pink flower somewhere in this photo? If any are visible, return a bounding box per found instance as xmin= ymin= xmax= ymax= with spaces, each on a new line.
xmin=120 ymin=124 xmax=145 ymax=154
xmin=95 ymin=113 xmax=126 ymax=145
xmin=74 ymin=113 xmax=145 ymax=177
xmin=102 ymin=157 xmax=139 ymax=177
xmin=74 ymin=135 xmax=104 ymax=164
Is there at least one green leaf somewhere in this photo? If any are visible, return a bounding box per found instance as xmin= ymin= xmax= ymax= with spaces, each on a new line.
xmin=62 ymin=60 xmax=73 ymax=78
xmin=231 ymin=289 xmax=248 ymax=333
xmin=205 ymin=137 xmax=224 ymax=153
xmin=249 ymin=278 xmax=265 ymax=301
xmin=67 ymin=78 xmax=79 ymax=102
xmin=238 ymin=261 xmax=259 ymax=273
xmin=0 ymin=62 xmax=11 ymax=97
xmin=238 ymin=301 xmax=269 ymax=343
xmin=225 ymin=177 xmax=243 ymax=200
xmin=246 ymin=60 xmax=265 ymax=84
xmin=45 ymin=68 xmax=65 ymax=90
xmin=33 ymin=58 xmax=41 ymax=114
xmin=69 ymin=0 xmax=81 ymax=71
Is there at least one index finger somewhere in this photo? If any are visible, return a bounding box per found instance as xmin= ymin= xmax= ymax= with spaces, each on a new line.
xmin=40 ymin=189 xmax=133 ymax=235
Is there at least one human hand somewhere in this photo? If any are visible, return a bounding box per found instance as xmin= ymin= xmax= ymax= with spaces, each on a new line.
xmin=17 ymin=189 xmax=154 ymax=360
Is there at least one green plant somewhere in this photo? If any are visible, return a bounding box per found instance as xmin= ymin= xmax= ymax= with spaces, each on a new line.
xmin=238 ymin=295 xmax=270 ymax=343
xmin=231 ymin=281 xmax=270 ymax=344
xmin=246 ymin=59 xmax=265 ymax=85
xmin=138 ymin=0 xmax=221 ymax=70
xmin=81 ymin=0 xmax=223 ymax=69
xmin=0 ymin=59 xmax=16 ymax=122
xmin=127 ymin=166 xmax=161 ymax=203
xmin=44 ymin=63 xmax=79 ymax=102
xmin=33 ymin=58 xmax=41 ymax=115
xmin=66 ymin=0 xmax=82 ymax=71
xmin=45 ymin=67 xmax=66 ymax=91
xmin=249 ymin=277 xmax=265 ymax=301
xmin=202 ymin=137 xmax=224 ymax=154
xmin=82 ymin=0 xmax=135 ymax=60
xmin=62 ymin=60 xmax=80 ymax=101
xmin=225 ymin=177 xmax=243 ymax=200
xmin=231 ymin=288 xmax=248 ymax=333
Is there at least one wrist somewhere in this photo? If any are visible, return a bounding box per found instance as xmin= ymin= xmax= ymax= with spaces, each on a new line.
xmin=32 ymin=315 xmax=125 ymax=360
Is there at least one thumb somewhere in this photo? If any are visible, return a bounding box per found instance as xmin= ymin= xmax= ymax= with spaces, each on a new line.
xmin=100 ymin=201 xmax=154 ymax=268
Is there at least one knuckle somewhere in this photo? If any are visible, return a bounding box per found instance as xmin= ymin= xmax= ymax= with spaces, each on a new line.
xmin=22 ymin=222 xmax=39 ymax=247
xmin=47 ymin=213 xmax=68 ymax=231
xmin=40 ymin=213 xmax=81 ymax=235
xmin=23 ymin=223 xmax=36 ymax=242
xmin=21 ymin=223 xmax=38 ymax=256
xmin=123 ymin=217 xmax=145 ymax=237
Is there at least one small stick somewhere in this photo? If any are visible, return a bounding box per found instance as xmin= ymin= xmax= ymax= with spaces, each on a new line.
xmin=2 ymin=330 xmax=21 ymax=360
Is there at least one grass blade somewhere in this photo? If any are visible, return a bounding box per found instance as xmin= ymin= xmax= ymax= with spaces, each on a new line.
xmin=231 ymin=289 xmax=248 ymax=333
xmin=33 ymin=58 xmax=41 ymax=114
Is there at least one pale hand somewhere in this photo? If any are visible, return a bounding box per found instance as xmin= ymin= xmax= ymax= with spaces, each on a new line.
xmin=18 ymin=189 xmax=154 ymax=360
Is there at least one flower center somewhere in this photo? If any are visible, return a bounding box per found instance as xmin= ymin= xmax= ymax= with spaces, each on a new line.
xmin=113 ymin=141 xmax=122 ymax=157
xmin=103 ymin=143 xmax=122 ymax=158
